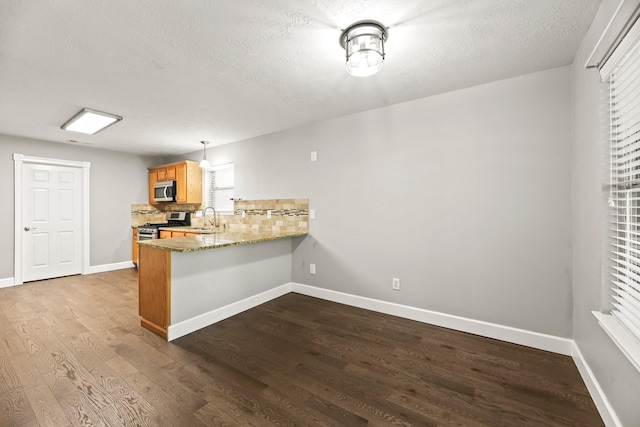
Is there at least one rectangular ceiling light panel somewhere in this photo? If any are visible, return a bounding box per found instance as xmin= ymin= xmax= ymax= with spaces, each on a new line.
xmin=61 ymin=108 xmax=122 ymax=135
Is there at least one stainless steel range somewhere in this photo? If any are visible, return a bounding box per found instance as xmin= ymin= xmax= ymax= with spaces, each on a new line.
xmin=137 ymin=211 xmax=190 ymax=241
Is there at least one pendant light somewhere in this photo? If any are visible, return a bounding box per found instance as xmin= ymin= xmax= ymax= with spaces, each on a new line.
xmin=339 ymin=21 xmax=388 ymax=77
xmin=199 ymin=141 xmax=211 ymax=168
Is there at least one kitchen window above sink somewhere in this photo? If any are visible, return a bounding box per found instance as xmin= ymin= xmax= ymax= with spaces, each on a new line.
xmin=203 ymin=163 xmax=234 ymax=212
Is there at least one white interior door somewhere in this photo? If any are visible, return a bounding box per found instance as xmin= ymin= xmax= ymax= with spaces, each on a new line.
xmin=22 ymin=163 xmax=82 ymax=282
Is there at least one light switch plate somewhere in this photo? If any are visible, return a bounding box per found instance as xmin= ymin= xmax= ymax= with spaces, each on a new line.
xmin=311 ymin=151 xmax=317 ymax=162
xmin=310 ymin=209 xmax=316 ymax=220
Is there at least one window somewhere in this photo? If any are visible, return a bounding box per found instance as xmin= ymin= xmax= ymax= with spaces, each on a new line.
xmin=597 ymin=19 xmax=640 ymax=373
xmin=203 ymin=163 xmax=234 ymax=212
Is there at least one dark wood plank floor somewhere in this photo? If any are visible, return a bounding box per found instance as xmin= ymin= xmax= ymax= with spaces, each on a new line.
xmin=0 ymin=268 xmax=604 ymax=426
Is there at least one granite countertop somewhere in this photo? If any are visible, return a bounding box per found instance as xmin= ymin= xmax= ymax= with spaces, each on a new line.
xmin=138 ymin=229 xmax=308 ymax=252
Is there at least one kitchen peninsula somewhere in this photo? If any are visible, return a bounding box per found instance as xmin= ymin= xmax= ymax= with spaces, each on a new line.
xmin=136 ymin=199 xmax=308 ymax=341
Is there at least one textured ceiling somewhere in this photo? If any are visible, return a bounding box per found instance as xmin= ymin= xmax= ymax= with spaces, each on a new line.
xmin=0 ymin=0 xmax=601 ymax=156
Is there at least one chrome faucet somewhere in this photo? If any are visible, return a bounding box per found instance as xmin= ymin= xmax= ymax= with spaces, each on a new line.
xmin=203 ymin=206 xmax=217 ymax=228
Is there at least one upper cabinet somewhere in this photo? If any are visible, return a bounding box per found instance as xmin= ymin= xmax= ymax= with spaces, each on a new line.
xmin=155 ymin=165 xmax=177 ymax=182
xmin=148 ymin=160 xmax=202 ymax=205
xmin=175 ymin=161 xmax=203 ymax=204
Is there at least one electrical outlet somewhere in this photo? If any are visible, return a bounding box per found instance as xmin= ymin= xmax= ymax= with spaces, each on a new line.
xmin=241 ymin=210 xmax=246 ymax=218
xmin=267 ymin=210 xmax=272 ymax=219
xmin=310 ymin=263 xmax=316 ymax=274
xmin=392 ymin=278 xmax=400 ymax=291
xmin=310 ymin=209 xmax=316 ymax=220
xmin=311 ymin=151 xmax=317 ymax=162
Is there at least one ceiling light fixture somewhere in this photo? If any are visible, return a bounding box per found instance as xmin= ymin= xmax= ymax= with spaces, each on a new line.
xmin=199 ymin=141 xmax=211 ymax=168
xmin=339 ymin=20 xmax=388 ymax=77
xmin=61 ymin=108 xmax=122 ymax=135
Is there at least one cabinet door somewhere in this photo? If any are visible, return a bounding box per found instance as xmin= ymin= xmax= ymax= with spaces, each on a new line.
xmin=175 ymin=163 xmax=187 ymax=203
xmin=172 ymin=232 xmax=186 ymax=237
xmin=185 ymin=232 xmax=200 ymax=236
xmin=156 ymin=166 xmax=176 ymax=181
xmin=186 ymin=162 xmax=202 ymax=204
xmin=159 ymin=230 xmax=172 ymax=239
xmin=138 ymin=245 xmax=169 ymax=337
xmin=132 ymin=229 xmax=138 ymax=265
xmin=148 ymin=169 xmax=159 ymax=204
xmin=166 ymin=166 xmax=176 ymax=180
xmin=156 ymin=167 xmax=166 ymax=181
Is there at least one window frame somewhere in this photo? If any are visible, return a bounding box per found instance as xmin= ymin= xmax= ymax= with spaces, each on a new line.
xmin=202 ymin=162 xmax=235 ymax=213
xmin=596 ymin=15 xmax=640 ymax=374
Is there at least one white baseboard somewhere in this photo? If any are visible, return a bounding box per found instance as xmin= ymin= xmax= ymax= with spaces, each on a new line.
xmin=86 ymin=261 xmax=135 ymax=275
xmin=0 ymin=277 xmax=15 ymax=289
xmin=167 ymin=283 xmax=292 ymax=341
xmin=290 ymin=283 xmax=574 ymax=355
xmin=291 ymin=284 xmax=623 ymax=425
xmin=1 ymin=262 xmax=133 ymax=288
xmin=572 ymin=343 xmax=622 ymax=427
xmin=2 ymin=274 xmax=618 ymax=425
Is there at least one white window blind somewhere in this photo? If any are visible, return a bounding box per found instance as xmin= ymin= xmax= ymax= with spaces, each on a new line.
xmin=608 ymin=34 xmax=640 ymax=344
xmin=203 ymin=163 xmax=234 ymax=212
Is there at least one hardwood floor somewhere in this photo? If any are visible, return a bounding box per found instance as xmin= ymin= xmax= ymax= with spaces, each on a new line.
xmin=0 ymin=268 xmax=604 ymax=426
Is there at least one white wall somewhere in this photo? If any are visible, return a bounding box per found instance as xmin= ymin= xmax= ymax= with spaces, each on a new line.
xmin=0 ymin=134 xmax=159 ymax=280
xmin=571 ymin=1 xmax=640 ymax=424
xmin=178 ymin=66 xmax=574 ymax=338
xmin=171 ymin=239 xmax=292 ymax=323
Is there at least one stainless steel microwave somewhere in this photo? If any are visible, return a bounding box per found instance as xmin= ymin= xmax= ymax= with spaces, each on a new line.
xmin=154 ymin=180 xmax=176 ymax=202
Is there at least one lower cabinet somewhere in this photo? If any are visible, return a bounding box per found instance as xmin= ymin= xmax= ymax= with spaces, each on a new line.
xmin=132 ymin=228 xmax=138 ymax=266
xmin=160 ymin=230 xmax=193 ymax=238
xmin=159 ymin=230 xmax=172 ymax=239
xmin=138 ymin=245 xmax=170 ymax=338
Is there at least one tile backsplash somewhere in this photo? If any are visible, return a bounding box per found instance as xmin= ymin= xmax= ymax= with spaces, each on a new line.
xmin=130 ymin=203 xmax=201 ymax=226
xmin=131 ymin=199 xmax=308 ymax=234
xmin=226 ymin=199 xmax=308 ymax=233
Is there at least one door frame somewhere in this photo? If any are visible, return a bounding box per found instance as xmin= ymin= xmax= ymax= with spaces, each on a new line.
xmin=13 ymin=153 xmax=91 ymax=285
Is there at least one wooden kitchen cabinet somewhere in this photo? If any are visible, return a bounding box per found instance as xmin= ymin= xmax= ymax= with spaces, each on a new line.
xmin=132 ymin=228 xmax=138 ymax=266
xmin=148 ymin=160 xmax=201 ymax=205
xmin=175 ymin=161 xmax=202 ymax=204
xmin=156 ymin=166 xmax=176 ymax=182
xmin=175 ymin=163 xmax=187 ymax=203
xmin=138 ymin=245 xmax=170 ymax=338
xmin=159 ymin=230 xmax=190 ymax=238
xmin=148 ymin=170 xmax=158 ymax=205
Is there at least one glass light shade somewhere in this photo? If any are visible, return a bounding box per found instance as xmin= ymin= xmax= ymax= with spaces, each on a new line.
xmin=61 ymin=108 xmax=122 ymax=134
xmin=340 ymin=21 xmax=387 ymax=77
xmin=199 ymin=140 xmax=211 ymax=168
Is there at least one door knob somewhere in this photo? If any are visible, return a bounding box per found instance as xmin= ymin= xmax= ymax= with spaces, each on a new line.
xmin=24 ymin=226 xmax=30 ymax=231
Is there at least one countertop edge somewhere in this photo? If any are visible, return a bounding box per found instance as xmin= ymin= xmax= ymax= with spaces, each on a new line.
xmin=138 ymin=231 xmax=308 ymax=252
